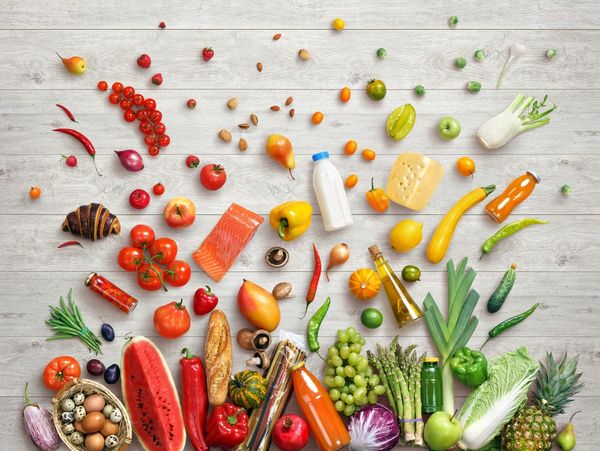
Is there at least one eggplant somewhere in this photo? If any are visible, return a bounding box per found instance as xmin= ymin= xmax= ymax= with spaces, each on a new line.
xmin=22 ymin=383 xmax=60 ymax=451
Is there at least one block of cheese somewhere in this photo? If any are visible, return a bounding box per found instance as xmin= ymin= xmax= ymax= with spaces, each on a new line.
xmin=385 ymin=153 xmax=444 ymax=211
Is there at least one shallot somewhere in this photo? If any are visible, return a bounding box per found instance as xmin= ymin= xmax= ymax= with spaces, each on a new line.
xmin=114 ymin=149 xmax=144 ymax=172
xmin=326 ymin=243 xmax=350 ymax=280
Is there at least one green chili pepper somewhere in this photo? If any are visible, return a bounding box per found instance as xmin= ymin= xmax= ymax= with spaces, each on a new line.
xmin=480 ymin=218 xmax=549 ymax=257
xmin=307 ymin=297 xmax=331 ymax=353
xmin=480 ymin=303 xmax=539 ymax=350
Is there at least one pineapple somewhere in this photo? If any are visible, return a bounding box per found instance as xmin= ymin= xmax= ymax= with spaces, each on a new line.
xmin=501 ymin=353 xmax=584 ymax=451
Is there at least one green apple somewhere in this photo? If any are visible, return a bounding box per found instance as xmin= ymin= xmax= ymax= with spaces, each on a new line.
xmin=438 ymin=116 xmax=461 ymax=140
xmin=423 ymin=411 xmax=463 ymax=450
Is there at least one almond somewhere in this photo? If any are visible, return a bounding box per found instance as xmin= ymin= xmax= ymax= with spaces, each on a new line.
xmin=257 ymin=62 xmax=263 ymax=72
xmin=270 ymin=105 xmax=280 ymax=111
xmin=273 ymin=33 xmax=282 ymax=41
xmin=250 ymin=114 xmax=258 ymax=126
xmin=238 ymin=123 xmax=250 ymax=129
xmin=239 ymin=138 xmax=248 ymax=151
xmin=289 ymin=108 xmax=295 ymax=118
xmin=218 ymin=129 xmax=232 ymax=143
xmin=285 ymin=96 xmax=293 ymax=106
xmin=227 ymin=97 xmax=238 ymax=110
xmin=298 ymin=49 xmax=311 ymax=60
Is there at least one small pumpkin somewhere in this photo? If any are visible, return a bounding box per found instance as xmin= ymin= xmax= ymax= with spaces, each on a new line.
xmin=228 ymin=370 xmax=267 ymax=409
xmin=349 ymin=268 xmax=381 ymax=300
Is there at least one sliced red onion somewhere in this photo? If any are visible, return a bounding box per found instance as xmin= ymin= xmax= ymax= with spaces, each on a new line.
xmin=115 ymin=149 xmax=144 ymax=172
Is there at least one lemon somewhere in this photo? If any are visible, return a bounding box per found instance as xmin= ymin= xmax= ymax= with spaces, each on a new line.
xmin=389 ymin=219 xmax=423 ymax=252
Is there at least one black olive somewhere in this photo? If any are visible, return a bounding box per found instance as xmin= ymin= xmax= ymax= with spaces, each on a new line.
xmin=104 ymin=363 xmax=120 ymax=384
xmin=87 ymin=358 xmax=105 ymax=376
xmin=101 ymin=323 xmax=115 ymax=342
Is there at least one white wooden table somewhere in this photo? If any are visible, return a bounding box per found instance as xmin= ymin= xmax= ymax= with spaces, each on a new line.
xmin=1 ymin=1 xmax=598 ymax=449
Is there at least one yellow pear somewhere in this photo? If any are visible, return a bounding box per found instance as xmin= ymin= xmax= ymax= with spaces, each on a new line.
xmin=57 ymin=52 xmax=87 ymax=75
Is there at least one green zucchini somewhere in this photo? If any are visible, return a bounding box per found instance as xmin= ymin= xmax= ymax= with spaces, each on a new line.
xmin=487 ymin=263 xmax=517 ymax=313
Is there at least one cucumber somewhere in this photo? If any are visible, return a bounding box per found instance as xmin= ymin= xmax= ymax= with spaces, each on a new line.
xmin=487 ymin=263 xmax=517 ymax=313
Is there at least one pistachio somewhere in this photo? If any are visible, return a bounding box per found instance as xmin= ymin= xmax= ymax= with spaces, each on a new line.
xmin=289 ymin=108 xmax=295 ymax=118
xmin=270 ymin=105 xmax=280 ymax=111
xmin=285 ymin=96 xmax=293 ymax=106
xmin=239 ymin=138 xmax=248 ymax=151
xmin=298 ymin=49 xmax=311 ymax=60
xmin=218 ymin=129 xmax=232 ymax=143
xmin=257 ymin=62 xmax=263 ymax=72
xmin=226 ymin=97 xmax=238 ymax=110
xmin=238 ymin=123 xmax=250 ymax=129
xmin=273 ymin=33 xmax=282 ymax=41
xmin=250 ymin=114 xmax=258 ymax=126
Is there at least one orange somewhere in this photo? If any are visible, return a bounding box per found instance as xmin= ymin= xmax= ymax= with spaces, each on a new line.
xmin=344 ymin=140 xmax=358 ymax=155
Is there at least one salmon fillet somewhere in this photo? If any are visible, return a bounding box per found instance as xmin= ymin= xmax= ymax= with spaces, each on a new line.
xmin=193 ymin=203 xmax=264 ymax=282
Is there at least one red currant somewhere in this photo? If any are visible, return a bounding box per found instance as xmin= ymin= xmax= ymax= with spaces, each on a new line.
xmin=153 ymin=182 xmax=165 ymax=195
xmin=157 ymin=134 xmax=170 ymax=147
xmin=108 ymin=93 xmax=120 ymax=104
xmin=120 ymin=99 xmax=133 ymax=110
xmin=136 ymin=109 xmax=147 ymax=121
xmin=123 ymin=86 xmax=135 ymax=98
xmin=112 ymin=82 xmax=124 ymax=93
xmin=148 ymin=110 xmax=162 ymax=122
xmin=144 ymin=134 xmax=157 ymax=146
xmin=148 ymin=145 xmax=160 ymax=156
xmin=139 ymin=121 xmax=152 ymax=134
xmin=144 ymin=98 xmax=156 ymax=110
xmin=124 ymin=109 xmax=136 ymax=122
xmin=97 ymin=80 xmax=108 ymax=91
xmin=153 ymin=123 xmax=166 ymax=135
xmin=132 ymin=94 xmax=145 ymax=106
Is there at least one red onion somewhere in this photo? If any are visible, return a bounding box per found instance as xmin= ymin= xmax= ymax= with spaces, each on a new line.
xmin=22 ymin=383 xmax=60 ymax=450
xmin=115 ymin=149 xmax=144 ymax=171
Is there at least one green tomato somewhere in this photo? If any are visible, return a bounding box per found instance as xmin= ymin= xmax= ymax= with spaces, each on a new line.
xmin=402 ymin=265 xmax=421 ymax=282
xmin=360 ymin=307 xmax=383 ymax=329
xmin=376 ymin=48 xmax=387 ymax=59
xmin=366 ymin=79 xmax=386 ymax=101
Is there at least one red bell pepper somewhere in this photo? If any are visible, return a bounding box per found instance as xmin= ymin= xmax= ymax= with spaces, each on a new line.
xmin=205 ymin=403 xmax=248 ymax=449
xmin=180 ymin=348 xmax=208 ymax=451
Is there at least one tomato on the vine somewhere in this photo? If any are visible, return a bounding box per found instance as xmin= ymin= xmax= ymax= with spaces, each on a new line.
xmin=153 ymin=182 xmax=165 ymax=195
xmin=112 ymin=82 xmax=124 ymax=93
xmin=108 ymin=93 xmax=120 ymax=104
xmin=157 ymin=134 xmax=170 ymax=147
xmin=130 ymin=224 xmax=155 ymax=248
xmin=144 ymin=135 xmax=157 ymax=146
xmin=118 ymin=246 xmax=144 ymax=271
xmin=123 ymin=86 xmax=135 ymax=98
xmin=144 ymin=98 xmax=157 ymax=110
xmin=132 ymin=94 xmax=145 ymax=106
xmin=43 ymin=356 xmax=81 ymax=391
xmin=139 ymin=120 xmax=152 ymax=134
xmin=153 ymin=123 xmax=166 ymax=135
xmin=136 ymin=110 xmax=147 ymax=121
xmin=148 ymin=145 xmax=160 ymax=156
xmin=137 ymin=264 xmax=165 ymax=291
xmin=123 ymin=109 xmax=136 ymax=122
xmin=165 ymin=260 xmax=191 ymax=287
xmin=97 ymin=80 xmax=108 ymax=91
xmin=149 ymin=237 xmax=178 ymax=265
xmin=200 ymin=164 xmax=227 ymax=190
xmin=147 ymin=110 xmax=162 ymax=123
xmin=120 ymin=99 xmax=132 ymax=110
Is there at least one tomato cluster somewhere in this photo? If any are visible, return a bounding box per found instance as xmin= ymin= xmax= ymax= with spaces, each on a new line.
xmin=106 ymin=82 xmax=170 ymax=156
xmin=118 ymin=224 xmax=191 ymax=291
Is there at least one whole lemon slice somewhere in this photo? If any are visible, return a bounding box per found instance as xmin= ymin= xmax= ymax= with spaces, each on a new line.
xmin=390 ymin=219 xmax=423 ymax=252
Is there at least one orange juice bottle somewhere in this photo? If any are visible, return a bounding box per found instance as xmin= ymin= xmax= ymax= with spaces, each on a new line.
xmin=290 ymin=362 xmax=350 ymax=451
xmin=485 ymin=171 xmax=540 ymax=223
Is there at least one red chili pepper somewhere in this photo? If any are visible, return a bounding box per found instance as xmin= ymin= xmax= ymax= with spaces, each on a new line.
xmin=55 ymin=104 xmax=77 ymax=123
xmin=57 ymin=240 xmax=83 ymax=248
xmin=53 ymin=128 xmax=102 ymax=176
xmin=302 ymin=243 xmax=321 ymax=318
xmin=180 ymin=348 xmax=208 ymax=451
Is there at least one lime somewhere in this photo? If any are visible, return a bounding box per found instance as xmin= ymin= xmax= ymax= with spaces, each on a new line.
xmin=389 ymin=219 xmax=423 ymax=252
xmin=402 ymin=265 xmax=421 ymax=282
xmin=360 ymin=308 xmax=383 ymax=329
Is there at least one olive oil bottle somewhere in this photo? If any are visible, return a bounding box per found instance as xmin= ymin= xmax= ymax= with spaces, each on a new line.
xmin=369 ymin=245 xmax=423 ymax=327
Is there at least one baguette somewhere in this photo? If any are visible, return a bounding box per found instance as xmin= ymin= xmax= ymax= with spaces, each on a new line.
xmin=204 ymin=309 xmax=232 ymax=405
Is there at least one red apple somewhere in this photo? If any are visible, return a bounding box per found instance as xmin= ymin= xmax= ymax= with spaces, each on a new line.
xmin=164 ymin=197 xmax=196 ymax=228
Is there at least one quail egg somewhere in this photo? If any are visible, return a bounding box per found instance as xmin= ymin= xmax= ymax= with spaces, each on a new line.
xmin=60 ymin=398 xmax=75 ymax=412
xmin=109 ymin=408 xmax=122 ymax=424
xmin=60 ymin=411 xmax=74 ymax=424
xmin=69 ymin=431 xmax=84 ymax=445
xmin=73 ymin=405 xmax=86 ymax=421
xmin=105 ymin=434 xmax=119 ymax=449
xmin=61 ymin=423 xmax=75 ymax=435
xmin=102 ymin=404 xmax=114 ymax=418
xmin=72 ymin=392 xmax=85 ymax=406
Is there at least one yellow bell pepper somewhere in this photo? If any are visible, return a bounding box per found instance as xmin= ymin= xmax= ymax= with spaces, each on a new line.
xmin=269 ymin=201 xmax=312 ymax=241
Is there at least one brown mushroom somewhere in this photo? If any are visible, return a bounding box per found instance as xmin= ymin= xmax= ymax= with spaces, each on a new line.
xmin=236 ymin=328 xmax=255 ymax=350
xmin=265 ymin=247 xmax=289 ymax=268
xmin=237 ymin=328 xmax=272 ymax=351
xmin=245 ymin=351 xmax=271 ymax=370
xmin=272 ymin=282 xmax=293 ymax=300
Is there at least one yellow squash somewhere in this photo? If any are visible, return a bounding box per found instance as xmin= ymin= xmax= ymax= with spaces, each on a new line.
xmin=426 ymin=185 xmax=496 ymax=264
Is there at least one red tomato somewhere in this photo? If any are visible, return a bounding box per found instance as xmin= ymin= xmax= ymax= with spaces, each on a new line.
xmin=117 ymin=246 xmax=144 ymax=271
xmin=149 ymin=237 xmax=178 ymax=265
xmin=153 ymin=300 xmax=191 ymax=339
xmin=137 ymin=264 xmax=165 ymax=291
xmin=200 ymin=164 xmax=227 ymax=190
xmin=43 ymin=356 xmax=81 ymax=391
xmin=130 ymin=224 xmax=155 ymax=248
xmin=165 ymin=260 xmax=192 ymax=287
xmin=152 ymin=182 xmax=165 ymax=195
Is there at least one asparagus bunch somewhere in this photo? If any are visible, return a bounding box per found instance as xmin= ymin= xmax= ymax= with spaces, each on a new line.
xmin=368 ymin=337 xmax=424 ymax=446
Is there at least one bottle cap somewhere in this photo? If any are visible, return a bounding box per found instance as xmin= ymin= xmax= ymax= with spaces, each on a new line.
xmin=526 ymin=170 xmax=540 ymax=183
xmin=312 ymin=151 xmax=329 ymax=161
xmin=289 ymin=361 xmax=306 ymax=372
xmin=84 ymin=272 xmax=97 ymax=286
xmin=368 ymin=245 xmax=382 ymax=259
xmin=423 ymin=357 xmax=439 ymax=363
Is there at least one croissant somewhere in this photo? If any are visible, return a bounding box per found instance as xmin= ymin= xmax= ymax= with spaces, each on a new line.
xmin=62 ymin=203 xmax=121 ymax=241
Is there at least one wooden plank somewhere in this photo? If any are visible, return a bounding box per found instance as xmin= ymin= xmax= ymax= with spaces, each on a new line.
xmin=3 ymin=0 xmax=599 ymax=30
xmin=0 ymin=30 xmax=598 ymax=90
xmin=0 ymin=270 xmax=597 ymax=339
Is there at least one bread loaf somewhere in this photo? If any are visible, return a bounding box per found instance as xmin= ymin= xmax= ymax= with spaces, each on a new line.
xmin=204 ymin=310 xmax=232 ymax=405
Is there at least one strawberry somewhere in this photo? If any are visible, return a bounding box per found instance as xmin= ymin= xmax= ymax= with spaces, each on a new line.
xmin=202 ymin=47 xmax=214 ymax=62
xmin=137 ymin=53 xmax=152 ymax=68
xmin=151 ymin=73 xmax=163 ymax=86
xmin=187 ymin=99 xmax=197 ymax=109
xmin=185 ymin=155 xmax=200 ymax=168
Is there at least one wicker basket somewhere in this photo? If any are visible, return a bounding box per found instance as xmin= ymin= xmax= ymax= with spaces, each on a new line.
xmin=52 ymin=378 xmax=132 ymax=451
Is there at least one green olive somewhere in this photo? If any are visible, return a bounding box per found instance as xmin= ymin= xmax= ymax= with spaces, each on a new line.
xmin=402 ymin=265 xmax=421 ymax=282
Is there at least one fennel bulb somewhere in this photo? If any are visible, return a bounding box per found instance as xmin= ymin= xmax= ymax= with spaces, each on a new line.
xmin=477 ymin=94 xmax=557 ymax=150
xmin=457 ymin=347 xmax=538 ymax=450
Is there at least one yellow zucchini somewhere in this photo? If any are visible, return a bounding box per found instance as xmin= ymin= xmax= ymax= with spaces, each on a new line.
xmin=426 ymin=185 xmax=496 ymax=263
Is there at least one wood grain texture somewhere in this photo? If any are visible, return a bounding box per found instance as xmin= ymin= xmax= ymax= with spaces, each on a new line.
xmin=2 ymin=1 xmax=599 ymax=450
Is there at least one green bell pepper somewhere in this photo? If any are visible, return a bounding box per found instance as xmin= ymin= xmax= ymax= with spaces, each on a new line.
xmin=449 ymin=347 xmax=488 ymax=388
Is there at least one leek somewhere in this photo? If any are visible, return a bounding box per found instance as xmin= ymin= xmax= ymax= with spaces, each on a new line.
xmin=423 ymin=258 xmax=480 ymax=414
xmin=477 ymin=94 xmax=557 ymax=150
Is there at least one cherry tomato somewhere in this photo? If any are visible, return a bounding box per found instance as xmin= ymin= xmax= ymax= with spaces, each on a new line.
xmin=139 ymin=120 xmax=152 ymax=134
xmin=119 ymin=99 xmax=132 ymax=111
xmin=117 ymin=246 xmax=144 ymax=271
xmin=362 ymin=148 xmax=377 ymax=161
xmin=200 ymin=164 xmax=227 ymax=190
xmin=366 ymin=79 xmax=387 ymax=101
xmin=153 ymin=300 xmax=190 ymax=339
xmin=456 ymin=156 xmax=476 ymax=177
xmin=148 ymin=145 xmax=160 ymax=156
xmin=43 ymin=356 xmax=81 ymax=391
xmin=137 ymin=264 xmax=165 ymax=291
xmin=29 ymin=186 xmax=42 ymax=199
xmin=157 ymin=134 xmax=170 ymax=147
xmin=345 ymin=174 xmax=358 ymax=188
xmin=108 ymin=93 xmax=120 ymax=104
xmin=164 ymin=260 xmax=192 ymax=287
xmin=311 ymin=111 xmax=324 ymax=125
xmin=144 ymin=98 xmax=156 ymax=110
xmin=153 ymin=182 xmax=165 ymax=195
xmin=132 ymin=94 xmax=145 ymax=106
xmin=123 ymin=86 xmax=135 ymax=98
xmin=123 ymin=109 xmax=136 ymax=122
xmin=149 ymin=237 xmax=178 ymax=265
xmin=130 ymin=224 xmax=155 ymax=248
xmin=97 ymin=80 xmax=108 ymax=91
xmin=340 ymin=87 xmax=351 ymax=102
xmin=144 ymin=134 xmax=157 ymax=146
xmin=129 ymin=189 xmax=150 ymax=209
xmin=344 ymin=140 xmax=358 ymax=155
xmin=112 ymin=82 xmax=124 ymax=93
xmin=136 ymin=109 xmax=147 ymax=121
xmin=153 ymin=123 xmax=166 ymax=135
xmin=147 ymin=110 xmax=162 ymax=123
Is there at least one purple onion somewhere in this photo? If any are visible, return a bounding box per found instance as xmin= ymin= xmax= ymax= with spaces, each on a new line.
xmin=115 ymin=149 xmax=144 ymax=171
xmin=22 ymin=384 xmax=60 ymax=451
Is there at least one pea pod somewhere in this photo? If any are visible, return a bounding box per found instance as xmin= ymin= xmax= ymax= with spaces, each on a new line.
xmin=480 ymin=303 xmax=539 ymax=350
xmin=386 ymin=104 xmax=416 ymax=141
xmin=481 ymin=218 xmax=549 ymax=257
xmin=487 ymin=263 xmax=517 ymax=313
xmin=307 ymin=297 xmax=331 ymax=353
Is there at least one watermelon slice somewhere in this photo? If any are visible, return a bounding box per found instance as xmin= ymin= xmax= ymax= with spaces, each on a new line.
xmin=121 ymin=336 xmax=186 ymax=451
